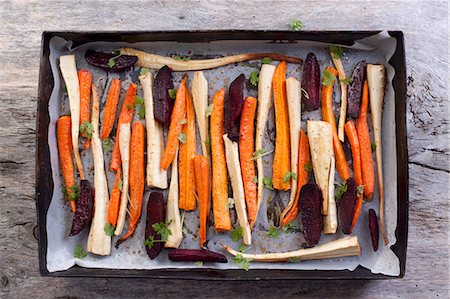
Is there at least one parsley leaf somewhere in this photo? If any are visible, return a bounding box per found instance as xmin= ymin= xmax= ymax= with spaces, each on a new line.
xmin=330 ymin=46 xmax=344 ymax=60
xmin=137 ymin=105 xmax=146 ymax=119
xmin=68 ymin=185 xmax=80 ymax=201
xmin=336 ymin=181 xmax=348 ymax=200
xmin=178 ymin=133 xmax=187 ymax=144
xmin=287 ymin=256 xmax=300 ymax=263
xmin=104 ymin=223 xmax=115 ymax=236
xmin=266 ymin=226 xmax=280 ymax=238
xmin=356 ymin=185 xmax=364 ymax=197
xmin=80 ymin=121 xmax=94 ymax=139
xmin=322 ymin=68 xmax=336 ymax=86
xmin=283 ymin=171 xmax=297 ymax=183
xmin=233 ymin=253 xmax=252 ymax=271
xmin=231 ymin=226 xmax=243 ymax=242
xmin=251 ymin=148 xmax=273 ymax=160
xmin=289 ymin=19 xmax=303 ymax=31
xmin=249 ymin=71 xmax=259 ymax=86
xmin=61 ymin=185 xmax=68 ymax=197
xmin=303 ymin=162 xmax=313 ymax=172
xmin=204 ymin=138 xmax=211 ymax=154
xmin=144 ymin=235 xmax=157 ymax=249
xmin=62 ymin=84 xmax=67 ymax=94
xmin=261 ymin=57 xmax=272 ymax=64
xmin=194 ymin=261 xmax=204 ymax=266
xmin=118 ymin=178 xmax=123 ymax=191
xmin=179 ymin=119 xmax=187 ymax=125
xmin=281 ymin=221 xmax=299 ymax=234
xmin=107 ymin=58 xmax=116 ymax=68
xmin=238 ymin=243 xmax=249 ymax=253
xmin=135 ymin=96 xmax=144 ymax=105
xmin=140 ymin=68 xmax=150 ymax=76
xmin=73 ymin=244 xmax=87 ymax=259
xmin=253 ymin=176 xmax=258 ymax=184
xmin=102 ymin=137 xmax=112 ymax=152
xmin=205 ymin=103 xmax=214 ymax=117
xmin=168 ymin=88 xmax=177 ymax=100
xmin=172 ymin=55 xmax=190 ymax=61
xmin=263 ymin=177 xmax=273 ymax=190
xmin=371 ymin=142 xmax=377 ymax=152
xmin=152 ymin=221 xmax=172 ymax=242
xmin=340 ymin=78 xmax=353 ymax=85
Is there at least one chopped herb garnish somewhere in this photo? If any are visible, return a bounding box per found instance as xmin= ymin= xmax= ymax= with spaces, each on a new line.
xmin=152 ymin=221 xmax=172 ymax=242
xmin=61 ymin=185 xmax=68 ymax=197
xmin=261 ymin=57 xmax=273 ymax=64
xmin=80 ymin=121 xmax=94 ymax=139
xmin=356 ymin=185 xmax=364 ymax=197
xmin=233 ymin=253 xmax=252 ymax=271
xmin=62 ymin=84 xmax=67 ymax=94
xmin=340 ymin=78 xmax=353 ymax=85
xmin=287 ymin=256 xmax=300 ymax=263
xmin=322 ymin=69 xmax=336 ymax=87
xmin=231 ymin=226 xmax=243 ymax=242
xmin=118 ymin=178 xmax=123 ymax=191
xmin=266 ymin=226 xmax=280 ymax=238
xmin=336 ymin=181 xmax=348 ymax=200
xmin=330 ymin=46 xmax=344 ymax=60
xmin=137 ymin=105 xmax=146 ymax=119
xmin=172 ymin=55 xmax=190 ymax=61
xmin=205 ymin=103 xmax=214 ymax=117
xmin=253 ymin=176 xmax=258 ymax=183
xmin=178 ymin=133 xmax=187 ymax=144
xmin=107 ymin=58 xmax=116 ymax=68
xmin=104 ymin=223 xmax=115 ymax=236
xmin=371 ymin=142 xmax=377 ymax=152
xmin=289 ymin=19 xmax=303 ymax=31
xmin=303 ymin=162 xmax=313 ymax=172
xmin=135 ymin=96 xmax=144 ymax=105
xmin=283 ymin=171 xmax=297 ymax=183
xmin=249 ymin=71 xmax=259 ymax=86
xmin=179 ymin=119 xmax=187 ymax=125
xmin=205 ymin=138 xmax=211 ymax=154
xmin=102 ymin=137 xmax=112 ymax=152
xmin=73 ymin=244 xmax=87 ymax=259
xmin=251 ymin=148 xmax=273 ymax=160
xmin=140 ymin=68 xmax=150 ymax=76
xmin=281 ymin=221 xmax=299 ymax=234
xmin=238 ymin=243 xmax=249 ymax=253
xmin=194 ymin=261 xmax=204 ymax=266
xmin=68 ymin=185 xmax=80 ymax=201
xmin=134 ymin=96 xmax=146 ymax=119
xmin=168 ymin=88 xmax=177 ymax=99
xmin=227 ymin=197 xmax=235 ymax=209
xmin=263 ymin=177 xmax=273 ymax=190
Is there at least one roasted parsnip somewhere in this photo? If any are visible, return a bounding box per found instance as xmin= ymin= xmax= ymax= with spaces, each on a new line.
xmin=165 ymin=151 xmax=183 ymax=248
xmin=191 ymin=71 xmax=209 ymax=157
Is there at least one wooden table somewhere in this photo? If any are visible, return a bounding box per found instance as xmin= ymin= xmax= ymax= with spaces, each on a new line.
xmin=1 ymin=0 xmax=448 ymax=297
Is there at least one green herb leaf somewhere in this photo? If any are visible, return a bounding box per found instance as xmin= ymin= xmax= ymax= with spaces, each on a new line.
xmin=205 ymin=103 xmax=214 ymax=117
xmin=80 ymin=121 xmax=94 ymax=139
xmin=152 ymin=221 xmax=172 ymax=242
xmin=322 ymin=69 xmax=336 ymax=87
xmin=172 ymin=55 xmax=190 ymax=61
xmin=182 ymin=226 xmax=189 ymax=237
xmin=287 ymin=256 xmax=300 ymax=263
xmin=61 ymin=185 xmax=68 ymax=197
xmin=69 ymin=185 xmax=80 ymax=201
xmin=340 ymin=78 xmax=353 ymax=85
xmin=289 ymin=19 xmax=303 ymax=31
xmin=303 ymin=162 xmax=313 ymax=172
xmin=251 ymin=148 xmax=273 ymax=160
xmin=118 ymin=178 xmax=123 ymax=191
xmin=62 ymin=84 xmax=67 ymax=94
xmin=330 ymin=46 xmax=344 ymax=60
xmin=138 ymin=105 xmax=146 ymax=119
xmin=281 ymin=221 xmax=299 ymax=234
xmin=371 ymin=142 xmax=377 ymax=152
xmin=104 ymin=223 xmax=115 ymax=236
xmin=266 ymin=226 xmax=280 ymax=238
xmin=238 ymin=243 xmax=249 ymax=253
xmin=102 ymin=137 xmax=112 ymax=152
xmin=194 ymin=261 xmax=204 ymax=266
xmin=126 ymin=103 xmax=134 ymax=110
xmin=336 ymin=181 xmax=348 ymax=200
xmin=356 ymin=185 xmax=364 ymax=197
xmin=205 ymin=138 xmax=211 ymax=154
xmin=231 ymin=226 xmax=243 ymax=242
xmin=178 ymin=133 xmax=187 ymax=144
xmin=283 ymin=171 xmax=297 ymax=183
xmin=140 ymin=68 xmax=150 ymax=76
xmin=227 ymin=197 xmax=235 ymax=209
xmin=179 ymin=119 xmax=187 ymax=125
xmin=263 ymin=177 xmax=273 ymax=190
xmin=73 ymin=244 xmax=87 ymax=259
xmin=135 ymin=96 xmax=144 ymax=105
xmin=261 ymin=57 xmax=272 ymax=64
xmin=233 ymin=253 xmax=252 ymax=271
xmin=253 ymin=176 xmax=258 ymax=183
xmin=144 ymin=235 xmax=157 ymax=249
xmin=107 ymin=58 xmax=116 ymax=68
xmin=249 ymin=71 xmax=259 ymax=86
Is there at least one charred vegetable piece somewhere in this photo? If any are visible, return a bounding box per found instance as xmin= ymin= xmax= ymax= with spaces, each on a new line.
xmin=153 ymin=65 xmax=175 ymax=125
xmin=69 ymin=180 xmax=94 ymax=236
xmin=301 ymin=53 xmax=320 ymax=111
xmin=168 ymin=249 xmax=228 ymax=263
xmin=225 ymin=74 xmax=246 ymax=141
xmin=347 ymin=61 xmax=366 ymax=119
xmin=368 ymin=209 xmax=379 ymax=252
xmin=299 ymin=183 xmax=323 ymax=247
xmin=145 ymin=191 xmax=166 ymax=259
xmin=85 ymin=50 xmax=138 ymax=71
xmin=337 ymin=178 xmax=357 ymax=235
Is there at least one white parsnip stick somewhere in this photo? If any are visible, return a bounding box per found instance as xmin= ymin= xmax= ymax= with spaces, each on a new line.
xmin=191 ymin=71 xmax=209 ymax=157
xmin=330 ymin=50 xmax=348 ymax=143
xmin=165 ymin=151 xmax=183 ymax=248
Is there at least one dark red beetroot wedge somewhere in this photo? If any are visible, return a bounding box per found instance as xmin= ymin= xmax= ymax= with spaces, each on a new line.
xmin=347 ymin=61 xmax=366 ymax=119
xmin=298 ymin=183 xmax=323 ymax=247
xmin=153 ymin=65 xmax=175 ymax=125
xmin=225 ymin=74 xmax=246 ymax=141
xmin=85 ymin=50 xmax=138 ymax=71
xmin=168 ymin=249 xmax=228 ymax=263
xmin=368 ymin=209 xmax=379 ymax=252
xmin=69 ymin=180 xmax=94 ymax=236
xmin=301 ymin=53 xmax=320 ymax=111
xmin=145 ymin=191 xmax=166 ymax=259
xmin=338 ymin=178 xmax=357 ymax=235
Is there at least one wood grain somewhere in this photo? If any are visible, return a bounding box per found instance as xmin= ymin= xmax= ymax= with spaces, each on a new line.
xmin=0 ymin=0 xmax=448 ymax=298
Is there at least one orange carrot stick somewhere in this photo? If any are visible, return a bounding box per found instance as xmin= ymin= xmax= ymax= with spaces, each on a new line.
xmin=160 ymin=78 xmax=187 ymax=170
xmin=321 ymin=66 xmax=350 ymax=181
xmin=57 ymin=116 xmax=77 ymax=213
xmin=280 ymin=129 xmax=310 ymax=226
xmin=272 ymin=61 xmax=291 ymax=190
xmin=78 ymin=70 xmax=92 ymax=150
xmin=239 ymin=96 xmax=258 ymax=227
xmin=110 ymin=83 xmax=137 ymax=171
xmin=210 ymin=88 xmax=231 ymax=232
xmin=101 ymin=79 xmax=121 ymax=140
xmin=117 ymin=122 xmax=145 ymax=242
xmin=179 ymin=87 xmax=197 ymax=211
xmin=194 ymin=155 xmax=210 ymax=247
xmin=107 ymin=167 xmax=122 ymax=226
xmin=345 ymin=121 xmax=363 ymax=231
xmin=356 ymin=81 xmax=375 ymax=200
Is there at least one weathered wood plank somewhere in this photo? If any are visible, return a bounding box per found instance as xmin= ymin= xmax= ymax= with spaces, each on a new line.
xmin=0 ymin=0 xmax=448 ymax=298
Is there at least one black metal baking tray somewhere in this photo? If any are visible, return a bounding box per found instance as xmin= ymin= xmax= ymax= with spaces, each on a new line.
xmin=36 ymin=30 xmax=408 ymax=279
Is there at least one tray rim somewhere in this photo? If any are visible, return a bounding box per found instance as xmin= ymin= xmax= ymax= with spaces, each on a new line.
xmin=35 ymin=30 xmax=408 ymax=280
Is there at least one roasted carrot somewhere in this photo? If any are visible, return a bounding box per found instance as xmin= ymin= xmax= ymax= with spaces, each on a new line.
xmin=107 ymin=167 xmax=122 ymax=226
xmin=57 ymin=116 xmax=76 ymax=213
xmin=210 ymin=88 xmax=231 ymax=232
xmin=239 ymin=96 xmax=257 ymax=227
xmin=272 ymin=61 xmax=291 ymax=190
xmin=160 ymin=78 xmax=187 ymax=170
xmin=345 ymin=121 xmax=363 ymax=231
xmin=356 ymin=81 xmax=375 ymax=200
xmin=117 ymin=122 xmax=145 ymax=243
xmin=179 ymin=87 xmax=197 ymax=211
xmin=280 ymin=129 xmax=310 ymax=226
xmin=101 ymin=78 xmax=121 ymax=140
xmin=194 ymin=155 xmax=210 ymax=247
xmin=110 ymin=83 xmax=137 ymax=171
xmin=78 ymin=70 xmax=92 ymax=150
xmin=321 ymin=66 xmax=350 ymax=181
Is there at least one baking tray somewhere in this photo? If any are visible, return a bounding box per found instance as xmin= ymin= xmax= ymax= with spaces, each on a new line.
xmin=36 ymin=30 xmax=408 ymax=279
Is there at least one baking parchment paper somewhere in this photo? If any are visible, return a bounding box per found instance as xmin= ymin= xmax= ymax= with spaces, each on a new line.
xmin=46 ymin=32 xmax=399 ymax=276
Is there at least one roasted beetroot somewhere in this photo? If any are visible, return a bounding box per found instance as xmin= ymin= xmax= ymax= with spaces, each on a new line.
xmin=301 ymin=53 xmax=320 ymax=111
xmin=69 ymin=180 xmax=93 ymax=236
xmin=347 ymin=61 xmax=366 ymax=119
xmin=145 ymin=191 xmax=166 ymax=259
xmin=168 ymin=249 xmax=228 ymax=263
xmin=153 ymin=66 xmax=174 ymax=125
xmin=85 ymin=50 xmax=137 ymax=71
xmin=224 ymin=74 xmax=246 ymax=141
xmin=337 ymin=178 xmax=357 ymax=235
xmin=298 ymin=183 xmax=323 ymax=247
xmin=368 ymin=209 xmax=379 ymax=251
